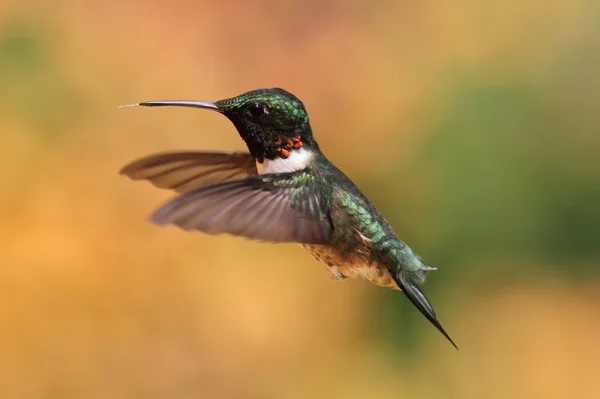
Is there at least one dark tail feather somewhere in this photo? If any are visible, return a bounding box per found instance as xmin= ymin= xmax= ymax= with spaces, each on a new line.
xmin=394 ymin=273 xmax=459 ymax=350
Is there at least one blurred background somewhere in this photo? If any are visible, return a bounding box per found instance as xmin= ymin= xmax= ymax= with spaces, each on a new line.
xmin=1 ymin=1 xmax=599 ymax=398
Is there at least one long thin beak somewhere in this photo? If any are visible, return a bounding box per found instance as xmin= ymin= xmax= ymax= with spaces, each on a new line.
xmin=119 ymin=100 xmax=221 ymax=111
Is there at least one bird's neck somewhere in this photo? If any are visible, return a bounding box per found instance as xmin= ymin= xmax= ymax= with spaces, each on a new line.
xmin=258 ymin=147 xmax=317 ymax=174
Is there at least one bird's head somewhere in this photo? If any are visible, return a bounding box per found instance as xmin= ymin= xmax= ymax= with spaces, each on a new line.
xmin=130 ymin=88 xmax=316 ymax=162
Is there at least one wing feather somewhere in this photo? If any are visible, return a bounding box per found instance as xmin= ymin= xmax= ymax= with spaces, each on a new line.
xmin=149 ymin=171 xmax=332 ymax=244
xmin=120 ymin=151 xmax=258 ymax=192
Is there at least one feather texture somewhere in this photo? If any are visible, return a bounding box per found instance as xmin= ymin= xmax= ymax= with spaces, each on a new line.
xmin=120 ymin=151 xmax=257 ymax=192
xmin=150 ymin=170 xmax=332 ymax=244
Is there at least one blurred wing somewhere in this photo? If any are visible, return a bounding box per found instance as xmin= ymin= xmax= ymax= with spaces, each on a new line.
xmin=150 ymin=170 xmax=332 ymax=244
xmin=120 ymin=151 xmax=258 ymax=192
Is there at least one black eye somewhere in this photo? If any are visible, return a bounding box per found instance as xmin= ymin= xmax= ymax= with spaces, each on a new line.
xmin=248 ymin=102 xmax=267 ymax=118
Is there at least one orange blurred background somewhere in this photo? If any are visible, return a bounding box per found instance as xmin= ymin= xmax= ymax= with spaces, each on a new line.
xmin=1 ymin=1 xmax=599 ymax=398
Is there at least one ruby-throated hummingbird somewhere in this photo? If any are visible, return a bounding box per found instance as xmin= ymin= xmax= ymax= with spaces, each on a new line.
xmin=120 ymin=88 xmax=457 ymax=349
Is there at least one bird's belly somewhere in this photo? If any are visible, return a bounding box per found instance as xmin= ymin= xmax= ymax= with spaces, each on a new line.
xmin=301 ymin=244 xmax=399 ymax=290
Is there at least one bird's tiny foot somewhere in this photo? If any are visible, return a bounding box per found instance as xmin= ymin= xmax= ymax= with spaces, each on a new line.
xmin=328 ymin=266 xmax=347 ymax=281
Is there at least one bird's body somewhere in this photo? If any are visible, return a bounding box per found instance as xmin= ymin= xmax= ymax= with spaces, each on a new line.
xmin=120 ymin=88 xmax=457 ymax=348
xmin=271 ymin=151 xmax=412 ymax=289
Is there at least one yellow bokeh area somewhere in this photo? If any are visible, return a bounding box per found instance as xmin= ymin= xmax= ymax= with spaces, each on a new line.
xmin=1 ymin=1 xmax=599 ymax=398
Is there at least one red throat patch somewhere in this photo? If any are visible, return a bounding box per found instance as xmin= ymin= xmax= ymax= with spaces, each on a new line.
xmin=273 ymin=134 xmax=303 ymax=159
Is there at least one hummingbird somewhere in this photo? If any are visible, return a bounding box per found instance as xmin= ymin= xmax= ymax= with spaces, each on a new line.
xmin=119 ymin=88 xmax=457 ymax=349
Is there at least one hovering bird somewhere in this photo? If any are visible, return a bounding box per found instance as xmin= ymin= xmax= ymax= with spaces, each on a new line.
xmin=120 ymin=88 xmax=457 ymax=348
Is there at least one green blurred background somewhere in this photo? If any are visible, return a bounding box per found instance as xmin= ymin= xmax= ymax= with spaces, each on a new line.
xmin=1 ymin=1 xmax=599 ymax=398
